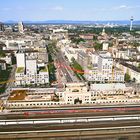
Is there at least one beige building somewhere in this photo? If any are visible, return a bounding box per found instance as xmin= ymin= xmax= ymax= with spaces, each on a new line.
xmin=18 ymin=21 xmax=24 ymax=33
xmin=5 ymin=83 xmax=140 ymax=109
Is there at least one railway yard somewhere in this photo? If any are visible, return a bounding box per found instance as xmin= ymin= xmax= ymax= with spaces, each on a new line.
xmin=0 ymin=105 xmax=140 ymax=139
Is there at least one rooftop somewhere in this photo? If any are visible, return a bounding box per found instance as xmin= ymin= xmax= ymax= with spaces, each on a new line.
xmin=98 ymin=51 xmax=112 ymax=59
xmin=78 ymin=51 xmax=88 ymax=58
xmin=16 ymin=67 xmax=24 ymax=73
xmin=120 ymin=62 xmax=140 ymax=73
xmin=8 ymin=90 xmax=26 ymax=101
xmin=0 ymin=60 xmax=6 ymax=63
xmin=40 ymin=66 xmax=48 ymax=72
xmin=8 ymin=89 xmax=58 ymax=102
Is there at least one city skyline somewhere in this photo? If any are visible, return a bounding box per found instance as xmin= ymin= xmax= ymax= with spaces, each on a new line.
xmin=0 ymin=0 xmax=140 ymax=21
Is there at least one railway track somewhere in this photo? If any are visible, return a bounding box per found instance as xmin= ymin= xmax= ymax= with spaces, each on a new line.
xmin=1 ymin=114 xmax=140 ymax=125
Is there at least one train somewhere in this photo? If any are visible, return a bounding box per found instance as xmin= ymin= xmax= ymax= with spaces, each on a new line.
xmin=0 ymin=115 xmax=140 ymax=125
xmin=8 ymin=105 xmax=140 ymax=116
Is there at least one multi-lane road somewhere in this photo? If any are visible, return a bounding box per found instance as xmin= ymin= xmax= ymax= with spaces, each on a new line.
xmin=56 ymin=51 xmax=74 ymax=82
xmin=0 ymin=65 xmax=16 ymax=99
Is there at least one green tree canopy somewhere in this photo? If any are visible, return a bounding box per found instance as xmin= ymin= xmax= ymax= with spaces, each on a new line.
xmin=94 ymin=43 xmax=102 ymax=51
xmin=124 ymin=73 xmax=131 ymax=82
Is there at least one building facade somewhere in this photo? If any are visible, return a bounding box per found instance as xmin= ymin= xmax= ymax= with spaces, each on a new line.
xmin=85 ymin=52 xmax=124 ymax=83
xmin=5 ymin=83 xmax=140 ymax=109
xmin=15 ymin=52 xmax=49 ymax=86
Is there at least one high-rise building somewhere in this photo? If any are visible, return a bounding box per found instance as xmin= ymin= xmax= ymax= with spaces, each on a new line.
xmin=0 ymin=22 xmax=4 ymax=32
xmin=26 ymin=59 xmax=37 ymax=74
xmin=85 ymin=52 xmax=124 ymax=83
xmin=98 ymin=52 xmax=113 ymax=73
xmin=16 ymin=51 xmax=25 ymax=67
xmin=18 ymin=21 xmax=24 ymax=33
xmin=130 ymin=16 xmax=134 ymax=31
xmin=15 ymin=51 xmax=49 ymax=86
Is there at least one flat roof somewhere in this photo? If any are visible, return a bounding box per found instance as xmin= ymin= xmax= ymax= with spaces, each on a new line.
xmin=8 ymin=90 xmax=26 ymax=101
xmin=40 ymin=66 xmax=48 ymax=72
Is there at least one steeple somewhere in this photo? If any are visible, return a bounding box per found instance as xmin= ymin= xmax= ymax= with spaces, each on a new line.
xmin=101 ymin=27 xmax=106 ymax=36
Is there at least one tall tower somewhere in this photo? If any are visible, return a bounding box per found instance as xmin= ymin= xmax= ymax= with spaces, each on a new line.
xmin=130 ymin=16 xmax=134 ymax=31
xmin=18 ymin=21 xmax=24 ymax=33
xmin=101 ymin=27 xmax=106 ymax=36
xmin=0 ymin=22 xmax=4 ymax=32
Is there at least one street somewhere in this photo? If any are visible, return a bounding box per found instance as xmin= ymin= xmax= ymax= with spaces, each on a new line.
xmin=56 ymin=51 xmax=79 ymax=83
xmin=0 ymin=65 xmax=16 ymax=99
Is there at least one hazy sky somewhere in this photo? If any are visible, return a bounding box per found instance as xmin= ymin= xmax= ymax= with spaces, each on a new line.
xmin=0 ymin=0 xmax=140 ymax=21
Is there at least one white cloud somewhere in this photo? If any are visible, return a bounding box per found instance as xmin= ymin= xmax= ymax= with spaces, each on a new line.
xmin=1 ymin=7 xmax=25 ymax=11
xmin=135 ymin=5 xmax=140 ymax=8
xmin=91 ymin=5 xmax=130 ymax=12
xmin=2 ymin=8 xmax=11 ymax=11
xmin=113 ymin=5 xmax=130 ymax=10
xmin=40 ymin=6 xmax=64 ymax=11
xmin=16 ymin=7 xmax=24 ymax=10
xmin=119 ymin=5 xmax=127 ymax=9
xmin=113 ymin=5 xmax=140 ymax=10
xmin=51 ymin=6 xmax=63 ymax=11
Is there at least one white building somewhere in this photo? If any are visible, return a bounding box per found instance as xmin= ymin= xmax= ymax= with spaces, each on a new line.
xmin=98 ymin=52 xmax=113 ymax=73
xmin=15 ymin=52 xmax=49 ymax=86
xmin=18 ymin=21 xmax=24 ymax=33
xmin=102 ymin=42 xmax=109 ymax=51
xmin=91 ymin=53 xmax=99 ymax=65
xmin=85 ymin=52 xmax=124 ymax=83
xmin=64 ymin=47 xmax=78 ymax=62
xmin=16 ymin=51 xmax=25 ymax=67
xmin=26 ymin=59 xmax=37 ymax=74
xmin=118 ymin=62 xmax=140 ymax=83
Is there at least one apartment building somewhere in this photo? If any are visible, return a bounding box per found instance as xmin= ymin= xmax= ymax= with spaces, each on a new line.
xmin=119 ymin=62 xmax=140 ymax=83
xmin=85 ymin=52 xmax=124 ymax=83
xmin=15 ymin=51 xmax=49 ymax=86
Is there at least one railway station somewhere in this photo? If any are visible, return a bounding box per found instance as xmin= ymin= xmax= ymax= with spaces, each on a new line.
xmin=2 ymin=83 xmax=140 ymax=110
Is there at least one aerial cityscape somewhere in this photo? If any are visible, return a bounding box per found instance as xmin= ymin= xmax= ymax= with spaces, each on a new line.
xmin=0 ymin=0 xmax=140 ymax=139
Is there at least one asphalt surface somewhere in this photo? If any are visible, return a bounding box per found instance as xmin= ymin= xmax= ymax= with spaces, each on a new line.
xmin=0 ymin=65 xmax=16 ymax=99
xmin=56 ymin=51 xmax=73 ymax=82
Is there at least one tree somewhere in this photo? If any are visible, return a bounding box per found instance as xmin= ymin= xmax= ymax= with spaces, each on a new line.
xmin=48 ymin=63 xmax=56 ymax=82
xmin=138 ymin=63 xmax=140 ymax=69
xmin=94 ymin=43 xmax=102 ymax=51
xmin=124 ymin=73 xmax=131 ymax=82
xmin=0 ymin=50 xmax=6 ymax=57
xmin=133 ymin=41 xmax=140 ymax=48
xmin=71 ymin=38 xmax=85 ymax=44
xmin=11 ymin=53 xmax=16 ymax=65
xmin=109 ymin=42 xmax=113 ymax=47
xmin=93 ymin=35 xmax=98 ymax=41
xmin=71 ymin=58 xmax=84 ymax=76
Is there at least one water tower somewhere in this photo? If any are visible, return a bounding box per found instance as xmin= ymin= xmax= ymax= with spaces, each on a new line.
xmin=130 ymin=16 xmax=134 ymax=31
